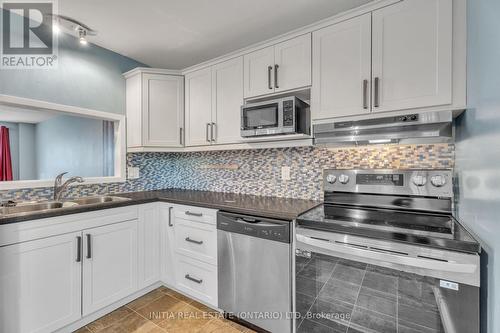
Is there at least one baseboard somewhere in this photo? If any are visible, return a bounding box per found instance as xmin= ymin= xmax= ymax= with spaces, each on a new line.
xmin=56 ymin=282 xmax=162 ymax=333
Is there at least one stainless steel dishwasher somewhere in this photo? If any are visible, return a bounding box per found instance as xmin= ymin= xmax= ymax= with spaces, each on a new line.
xmin=217 ymin=211 xmax=292 ymax=333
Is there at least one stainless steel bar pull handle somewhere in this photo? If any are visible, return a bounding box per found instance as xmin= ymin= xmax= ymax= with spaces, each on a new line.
xmin=268 ymin=66 xmax=273 ymax=90
xmin=179 ymin=128 xmax=183 ymax=145
xmin=86 ymin=234 xmax=92 ymax=259
xmin=185 ymin=211 xmax=203 ymax=217
xmin=211 ymin=122 xmax=216 ymax=142
xmin=274 ymin=64 xmax=279 ymax=89
xmin=206 ymin=123 xmax=211 ymax=142
xmin=374 ymin=77 xmax=380 ymax=108
xmin=168 ymin=207 xmax=173 ymax=227
xmin=185 ymin=237 xmax=203 ymax=245
xmin=76 ymin=236 xmax=82 ymax=262
xmin=185 ymin=274 xmax=203 ymax=284
xmin=363 ymin=79 xmax=368 ymax=109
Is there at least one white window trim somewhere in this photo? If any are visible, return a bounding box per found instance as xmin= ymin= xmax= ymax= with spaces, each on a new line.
xmin=0 ymin=94 xmax=127 ymax=191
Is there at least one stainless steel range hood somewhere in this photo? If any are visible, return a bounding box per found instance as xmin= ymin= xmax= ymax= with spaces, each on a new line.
xmin=313 ymin=111 xmax=453 ymax=146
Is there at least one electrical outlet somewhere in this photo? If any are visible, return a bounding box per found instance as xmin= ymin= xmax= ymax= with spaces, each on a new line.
xmin=128 ymin=167 xmax=140 ymax=179
xmin=281 ymin=166 xmax=291 ymax=181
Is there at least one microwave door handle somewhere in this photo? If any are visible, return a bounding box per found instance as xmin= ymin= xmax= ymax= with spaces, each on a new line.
xmin=296 ymin=234 xmax=477 ymax=274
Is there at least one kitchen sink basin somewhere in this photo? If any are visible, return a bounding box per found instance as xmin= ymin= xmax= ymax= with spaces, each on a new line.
xmin=0 ymin=201 xmax=65 ymax=216
xmin=0 ymin=196 xmax=131 ymax=217
xmin=67 ymin=196 xmax=130 ymax=205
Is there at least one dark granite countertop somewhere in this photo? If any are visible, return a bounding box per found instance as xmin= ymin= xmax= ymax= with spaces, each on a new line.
xmin=0 ymin=189 xmax=320 ymax=224
xmin=297 ymin=205 xmax=481 ymax=254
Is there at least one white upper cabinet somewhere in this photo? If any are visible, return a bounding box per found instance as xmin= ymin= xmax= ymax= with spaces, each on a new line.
xmin=371 ymin=0 xmax=452 ymax=112
xmin=212 ymin=57 xmax=244 ymax=144
xmin=312 ymin=13 xmax=372 ymax=120
xmin=186 ymin=57 xmax=244 ymax=147
xmin=185 ymin=67 xmax=213 ymax=146
xmin=274 ymin=34 xmax=312 ymax=93
xmin=243 ymin=46 xmax=275 ymax=98
xmin=311 ymin=0 xmax=455 ymax=121
xmin=125 ymin=69 xmax=184 ymax=149
xmin=0 ymin=232 xmax=82 ymax=333
xmin=244 ymin=34 xmax=312 ymax=98
xmin=143 ymin=74 xmax=184 ymax=146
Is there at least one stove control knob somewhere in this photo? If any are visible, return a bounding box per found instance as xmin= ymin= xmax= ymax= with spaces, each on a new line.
xmin=338 ymin=174 xmax=350 ymax=184
xmin=326 ymin=174 xmax=337 ymax=184
xmin=412 ymin=175 xmax=427 ymax=186
xmin=430 ymin=175 xmax=447 ymax=187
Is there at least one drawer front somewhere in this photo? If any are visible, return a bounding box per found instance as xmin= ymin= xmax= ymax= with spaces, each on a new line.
xmin=174 ymin=255 xmax=217 ymax=307
xmin=174 ymin=218 xmax=217 ymax=265
xmin=173 ymin=205 xmax=217 ymax=225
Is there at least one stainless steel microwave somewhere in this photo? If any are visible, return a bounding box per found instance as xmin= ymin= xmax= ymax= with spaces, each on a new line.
xmin=240 ymin=96 xmax=310 ymax=137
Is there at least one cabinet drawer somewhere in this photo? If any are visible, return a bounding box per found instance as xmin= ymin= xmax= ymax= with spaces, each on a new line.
xmin=174 ymin=255 xmax=217 ymax=307
xmin=174 ymin=205 xmax=217 ymax=225
xmin=174 ymin=218 xmax=217 ymax=265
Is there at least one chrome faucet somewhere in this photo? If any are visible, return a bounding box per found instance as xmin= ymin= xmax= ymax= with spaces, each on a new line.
xmin=53 ymin=172 xmax=84 ymax=201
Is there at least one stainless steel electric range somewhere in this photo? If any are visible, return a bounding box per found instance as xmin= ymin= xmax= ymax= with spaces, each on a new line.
xmin=295 ymin=169 xmax=480 ymax=333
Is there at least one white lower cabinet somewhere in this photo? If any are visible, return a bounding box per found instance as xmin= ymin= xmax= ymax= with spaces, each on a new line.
xmin=82 ymin=220 xmax=138 ymax=315
xmin=170 ymin=205 xmax=218 ymax=308
xmin=0 ymin=203 xmax=219 ymax=333
xmin=0 ymin=232 xmax=82 ymax=333
xmin=159 ymin=203 xmax=177 ymax=286
xmin=138 ymin=204 xmax=161 ymax=289
xmin=174 ymin=254 xmax=218 ymax=307
xmin=174 ymin=218 xmax=217 ymax=265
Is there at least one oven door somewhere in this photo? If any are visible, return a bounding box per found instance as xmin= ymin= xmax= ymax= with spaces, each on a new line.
xmin=241 ymin=102 xmax=280 ymax=137
xmin=295 ymin=228 xmax=480 ymax=333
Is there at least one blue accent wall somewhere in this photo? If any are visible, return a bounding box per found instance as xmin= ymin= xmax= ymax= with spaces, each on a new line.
xmin=34 ymin=115 xmax=110 ymax=179
xmin=0 ymin=20 xmax=145 ymax=114
xmin=455 ymin=1 xmax=500 ymax=332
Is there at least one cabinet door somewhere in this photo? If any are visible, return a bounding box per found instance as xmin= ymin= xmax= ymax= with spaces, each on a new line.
xmin=312 ymin=14 xmax=372 ymax=120
xmin=138 ymin=204 xmax=160 ymax=289
xmin=243 ymin=46 xmax=275 ymax=98
xmin=372 ymin=0 xmax=452 ymax=112
xmin=83 ymin=220 xmax=138 ymax=315
xmin=160 ymin=204 xmax=176 ymax=286
xmin=143 ymin=74 xmax=184 ymax=147
xmin=185 ymin=67 xmax=213 ymax=146
xmin=0 ymin=232 xmax=82 ymax=333
xmin=212 ymin=57 xmax=244 ymax=145
xmin=274 ymin=34 xmax=312 ymax=93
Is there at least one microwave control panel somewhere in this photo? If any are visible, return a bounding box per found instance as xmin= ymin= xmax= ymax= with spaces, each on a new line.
xmin=283 ymin=100 xmax=294 ymax=127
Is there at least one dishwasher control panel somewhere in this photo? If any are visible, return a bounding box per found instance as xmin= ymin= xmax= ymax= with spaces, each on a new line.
xmin=217 ymin=211 xmax=291 ymax=243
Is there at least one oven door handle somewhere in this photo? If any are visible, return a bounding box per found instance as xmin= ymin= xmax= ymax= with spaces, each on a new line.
xmin=296 ymin=234 xmax=477 ymax=274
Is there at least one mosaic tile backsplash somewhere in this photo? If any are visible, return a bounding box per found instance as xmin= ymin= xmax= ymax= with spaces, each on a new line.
xmin=0 ymin=144 xmax=454 ymax=202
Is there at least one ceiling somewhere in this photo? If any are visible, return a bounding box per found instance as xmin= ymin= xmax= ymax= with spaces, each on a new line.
xmin=59 ymin=0 xmax=373 ymax=69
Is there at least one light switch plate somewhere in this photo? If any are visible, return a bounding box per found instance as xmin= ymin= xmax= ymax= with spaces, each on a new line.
xmin=128 ymin=167 xmax=140 ymax=179
xmin=281 ymin=166 xmax=291 ymax=181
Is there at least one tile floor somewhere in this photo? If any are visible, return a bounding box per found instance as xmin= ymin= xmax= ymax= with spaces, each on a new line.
xmin=74 ymin=286 xmax=256 ymax=333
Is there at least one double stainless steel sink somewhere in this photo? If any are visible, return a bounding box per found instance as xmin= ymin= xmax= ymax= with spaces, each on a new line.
xmin=0 ymin=196 xmax=131 ymax=217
